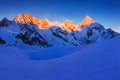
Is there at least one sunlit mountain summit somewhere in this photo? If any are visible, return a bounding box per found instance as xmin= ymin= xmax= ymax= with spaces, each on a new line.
xmin=0 ymin=13 xmax=119 ymax=47
xmin=79 ymin=15 xmax=95 ymax=26
xmin=13 ymin=13 xmax=95 ymax=32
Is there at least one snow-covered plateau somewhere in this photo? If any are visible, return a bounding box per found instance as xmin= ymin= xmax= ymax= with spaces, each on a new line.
xmin=0 ymin=36 xmax=120 ymax=80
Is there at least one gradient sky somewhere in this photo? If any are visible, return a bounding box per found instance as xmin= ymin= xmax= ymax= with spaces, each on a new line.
xmin=0 ymin=0 xmax=120 ymax=31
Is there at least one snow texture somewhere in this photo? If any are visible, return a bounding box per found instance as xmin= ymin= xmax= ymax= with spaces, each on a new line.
xmin=0 ymin=18 xmax=119 ymax=47
xmin=0 ymin=36 xmax=120 ymax=80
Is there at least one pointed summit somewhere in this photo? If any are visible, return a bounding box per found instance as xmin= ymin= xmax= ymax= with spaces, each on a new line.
xmin=86 ymin=15 xmax=92 ymax=19
xmin=64 ymin=19 xmax=73 ymax=26
xmin=79 ymin=15 xmax=95 ymax=26
xmin=13 ymin=13 xmax=52 ymax=29
xmin=0 ymin=17 xmax=11 ymax=27
xmin=12 ymin=13 xmax=97 ymax=32
xmin=64 ymin=19 xmax=74 ymax=26
xmin=61 ymin=19 xmax=77 ymax=32
xmin=13 ymin=13 xmax=34 ymax=24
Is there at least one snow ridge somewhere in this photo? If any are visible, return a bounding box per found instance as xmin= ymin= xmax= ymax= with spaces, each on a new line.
xmin=0 ymin=13 xmax=119 ymax=47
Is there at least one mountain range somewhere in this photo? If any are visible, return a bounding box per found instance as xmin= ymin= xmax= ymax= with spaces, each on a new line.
xmin=0 ymin=13 xmax=119 ymax=47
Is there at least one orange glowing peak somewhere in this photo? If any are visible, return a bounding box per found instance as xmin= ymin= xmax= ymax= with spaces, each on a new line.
xmin=13 ymin=13 xmax=95 ymax=32
xmin=79 ymin=15 xmax=95 ymax=26
xmin=13 ymin=13 xmax=34 ymax=24
xmin=13 ymin=14 xmax=51 ymax=29
xmin=61 ymin=19 xmax=78 ymax=32
xmin=39 ymin=18 xmax=50 ymax=29
xmin=64 ymin=19 xmax=74 ymax=27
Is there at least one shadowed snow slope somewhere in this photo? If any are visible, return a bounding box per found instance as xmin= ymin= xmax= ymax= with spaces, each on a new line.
xmin=0 ymin=14 xmax=119 ymax=47
xmin=0 ymin=36 xmax=120 ymax=80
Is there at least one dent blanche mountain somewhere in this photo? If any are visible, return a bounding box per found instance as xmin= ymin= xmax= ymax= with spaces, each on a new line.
xmin=0 ymin=13 xmax=119 ymax=47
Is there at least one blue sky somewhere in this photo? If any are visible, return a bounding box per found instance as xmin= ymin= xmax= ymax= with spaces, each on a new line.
xmin=0 ymin=0 xmax=120 ymax=30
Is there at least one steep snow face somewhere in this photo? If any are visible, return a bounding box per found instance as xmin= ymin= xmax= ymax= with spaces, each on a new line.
xmin=61 ymin=19 xmax=78 ymax=32
xmin=12 ymin=14 xmax=82 ymax=32
xmin=13 ymin=14 xmax=57 ymax=29
xmin=0 ymin=19 xmax=28 ymax=47
xmin=79 ymin=15 xmax=95 ymax=28
xmin=13 ymin=13 xmax=34 ymax=24
xmin=0 ymin=18 xmax=51 ymax=47
xmin=13 ymin=14 xmax=96 ymax=32
xmin=0 ymin=14 xmax=119 ymax=47
xmin=39 ymin=18 xmax=51 ymax=29
xmin=0 ymin=36 xmax=120 ymax=80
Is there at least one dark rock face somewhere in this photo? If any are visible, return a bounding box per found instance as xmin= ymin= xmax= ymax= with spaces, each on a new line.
xmin=86 ymin=23 xmax=119 ymax=39
xmin=105 ymin=28 xmax=119 ymax=38
xmin=16 ymin=24 xmax=51 ymax=47
xmin=0 ymin=16 xmax=119 ymax=47
xmin=0 ymin=17 xmax=11 ymax=27
xmin=50 ymin=27 xmax=69 ymax=42
xmin=16 ymin=32 xmax=49 ymax=46
xmin=0 ymin=37 xmax=6 ymax=44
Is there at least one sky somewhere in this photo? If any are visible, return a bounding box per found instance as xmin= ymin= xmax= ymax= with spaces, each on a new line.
xmin=0 ymin=0 xmax=120 ymax=31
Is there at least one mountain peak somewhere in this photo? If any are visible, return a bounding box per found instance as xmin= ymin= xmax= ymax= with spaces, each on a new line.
xmin=1 ymin=17 xmax=10 ymax=23
xmin=40 ymin=18 xmax=50 ymax=29
xmin=0 ymin=17 xmax=11 ymax=27
xmin=41 ymin=18 xmax=49 ymax=22
xmin=79 ymin=15 xmax=95 ymax=26
xmin=85 ymin=15 xmax=92 ymax=19
xmin=65 ymin=19 xmax=72 ymax=22
xmin=13 ymin=13 xmax=34 ymax=24
xmin=13 ymin=13 xmax=96 ymax=32
xmin=61 ymin=19 xmax=77 ymax=32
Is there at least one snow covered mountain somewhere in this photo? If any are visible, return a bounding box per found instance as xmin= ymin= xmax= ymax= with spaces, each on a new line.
xmin=0 ymin=13 xmax=119 ymax=47
xmin=79 ymin=15 xmax=95 ymax=27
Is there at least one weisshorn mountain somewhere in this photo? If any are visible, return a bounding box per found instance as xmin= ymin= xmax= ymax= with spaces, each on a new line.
xmin=0 ymin=13 xmax=119 ymax=47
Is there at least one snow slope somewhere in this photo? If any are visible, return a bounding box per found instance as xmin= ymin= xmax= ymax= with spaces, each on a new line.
xmin=0 ymin=36 xmax=120 ymax=80
xmin=0 ymin=14 xmax=119 ymax=47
